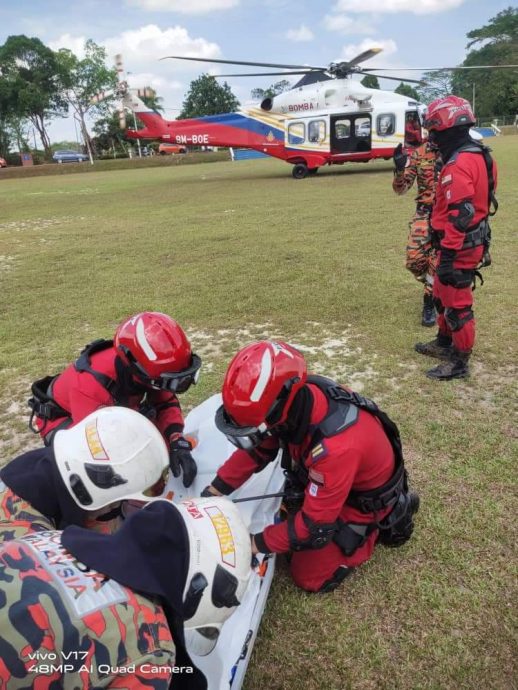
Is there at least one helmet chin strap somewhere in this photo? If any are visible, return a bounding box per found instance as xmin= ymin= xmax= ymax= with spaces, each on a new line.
xmin=114 ymin=356 xmax=148 ymax=395
xmin=279 ymin=385 xmax=312 ymax=445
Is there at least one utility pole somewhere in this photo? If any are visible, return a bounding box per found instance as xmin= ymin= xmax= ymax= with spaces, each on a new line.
xmin=133 ymin=111 xmax=142 ymax=158
xmin=472 ymin=83 xmax=476 ymax=117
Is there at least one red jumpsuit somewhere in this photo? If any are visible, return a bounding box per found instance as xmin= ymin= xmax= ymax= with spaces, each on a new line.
xmin=35 ymin=345 xmax=185 ymax=443
xmin=432 ymin=150 xmax=497 ymax=352
xmin=213 ymin=383 xmax=395 ymax=592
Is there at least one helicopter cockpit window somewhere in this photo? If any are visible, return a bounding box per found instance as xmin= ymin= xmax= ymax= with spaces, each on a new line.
xmin=335 ymin=119 xmax=351 ymax=139
xmin=288 ymin=122 xmax=305 ymax=145
xmin=308 ymin=120 xmax=326 ymax=144
xmin=377 ymin=113 xmax=395 ymax=136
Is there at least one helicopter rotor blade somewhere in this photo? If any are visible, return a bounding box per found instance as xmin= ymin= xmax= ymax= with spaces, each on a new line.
xmin=342 ymin=47 xmax=383 ymax=68
xmin=361 ymin=71 xmax=425 ymax=85
xmin=160 ymin=55 xmax=327 ymax=71
xmin=216 ymin=70 xmax=323 ymax=77
xmin=362 ymin=64 xmax=518 ymax=71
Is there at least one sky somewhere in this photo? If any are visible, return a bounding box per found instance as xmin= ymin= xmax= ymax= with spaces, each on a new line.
xmin=0 ymin=0 xmax=512 ymax=144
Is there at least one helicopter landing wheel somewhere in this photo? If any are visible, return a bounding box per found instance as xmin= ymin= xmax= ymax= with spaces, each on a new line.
xmin=308 ymin=167 xmax=319 ymax=175
xmin=292 ymin=163 xmax=308 ymax=179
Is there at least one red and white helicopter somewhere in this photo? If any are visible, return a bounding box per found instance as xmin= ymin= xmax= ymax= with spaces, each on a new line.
xmin=113 ymin=50 xmax=516 ymax=178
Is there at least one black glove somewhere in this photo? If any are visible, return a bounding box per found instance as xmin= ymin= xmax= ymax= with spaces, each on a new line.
xmin=436 ymin=248 xmax=456 ymax=286
xmin=169 ymin=436 xmax=197 ymax=488
xmin=393 ymin=143 xmax=407 ymax=172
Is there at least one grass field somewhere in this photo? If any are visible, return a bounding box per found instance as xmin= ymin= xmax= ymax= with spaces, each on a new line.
xmin=0 ymin=138 xmax=516 ymax=690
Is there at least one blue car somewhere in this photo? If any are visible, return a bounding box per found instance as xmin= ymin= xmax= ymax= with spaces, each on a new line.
xmin=53 ymin=149 xmax=89 ymax=163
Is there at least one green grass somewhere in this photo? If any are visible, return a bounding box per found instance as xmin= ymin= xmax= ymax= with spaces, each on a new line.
xmin=1 ymin=139 xmax=516 ymax=690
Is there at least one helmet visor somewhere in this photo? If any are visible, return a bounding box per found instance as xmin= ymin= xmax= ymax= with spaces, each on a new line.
xmin=154 ymin=354 xmax=202 ymax=393
xmin=124 ymin=350 xmax=202 ymax=393
xmin=215 ymin=406 xmax=270 ymax=450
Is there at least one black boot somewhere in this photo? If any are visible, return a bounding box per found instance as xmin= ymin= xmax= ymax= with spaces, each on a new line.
xmin=421 ymin=294 xmax=436 ymax=327
xmin=377 ymin=492 xmax=420 ymax=548
xmin=415 ymin=332 xmax=453 ymax=360
xmin=426 ymin=349 xmax=470 ymax=380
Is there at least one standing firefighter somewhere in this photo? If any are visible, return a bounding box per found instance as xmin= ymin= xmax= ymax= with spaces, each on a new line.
xmin=28 ymin=311 xmax=201 ymax=487
xmin=415 ymin=96 xmax=497 ymax=380
xmin=202 ymin=340 xmax=419 ymax=593
xmin=393 ymin=111 xmax=440 ymax=327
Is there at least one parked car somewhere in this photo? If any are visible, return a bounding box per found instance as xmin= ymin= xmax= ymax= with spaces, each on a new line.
xmin=53 ymin=150 xmax=89 ymax=163
xmin=158 ymin=143 xmax=187 ymax=155
xmin=0 ymin=157 xmax=7 ymax=168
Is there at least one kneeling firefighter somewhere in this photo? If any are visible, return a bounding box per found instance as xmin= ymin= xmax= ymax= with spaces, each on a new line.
xmin=0 ymin=406 xmax=170 ymax=539
xmin=0 ymin=495 xmax=252 ymax=690
xmin=27 ymin=311 xmax=201 ymax=487
xmin=202 ymin=340 xmax=419 ymax=593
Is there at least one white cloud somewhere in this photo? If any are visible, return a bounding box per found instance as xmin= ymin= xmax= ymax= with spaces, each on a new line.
xmin=285 ymin=25 xmax=314 ymax=42
xmin=337 ymin=38 xmax=398 ymax=63
xmin=323 ymin=14 xmax=376 ymax=35
xmin=126 ymin=0 xmax=239 ymax=14
xmin=333 ymin=0 xmax=465 ymax=14
xmin=48 ymin=33 xmax=88 ymax=58
xmin=103 ymin=24 xmax=221 ymax=64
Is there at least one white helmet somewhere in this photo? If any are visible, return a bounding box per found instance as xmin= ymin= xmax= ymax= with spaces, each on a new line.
xmin=176 ymin=497 xmax=252 ymax=655
xmin=53 ymin=407 xmax=169 ymax=510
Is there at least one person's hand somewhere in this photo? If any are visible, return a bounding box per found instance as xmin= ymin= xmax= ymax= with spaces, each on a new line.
xmin=393 ymin=143 xmax=408 ymax=172
xmin=169 ymin=435 xmax=197 ymax=488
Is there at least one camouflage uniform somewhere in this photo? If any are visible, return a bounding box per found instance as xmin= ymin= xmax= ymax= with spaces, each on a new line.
xmin=0 ymin=530 xmax=176 ymax=689
xmin=0 ymin=480 xmax=55 ymax=542
xmin=392 ymin=142 xmax=439 ymax=297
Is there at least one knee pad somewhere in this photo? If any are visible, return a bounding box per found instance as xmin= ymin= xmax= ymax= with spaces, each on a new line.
xmin=317 ymin=566 xmax=354 ymax=594
xmin=444 ymin=307 xmax=474 ymax=332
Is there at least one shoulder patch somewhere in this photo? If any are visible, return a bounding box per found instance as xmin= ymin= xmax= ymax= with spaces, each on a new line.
xmin=310 ymin=441 xmax=328 ymax=463
xmin=441 ymin=173 xmax=452 ymax=185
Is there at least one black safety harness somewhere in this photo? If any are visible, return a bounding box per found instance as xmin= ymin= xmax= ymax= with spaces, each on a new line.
xmin=282 ymin=376 xmax=410 ymax=556
xmin=448 ymin=142 xmax=498 ymax=256
xmin=28 ymin=340 xmax=128 ymax=436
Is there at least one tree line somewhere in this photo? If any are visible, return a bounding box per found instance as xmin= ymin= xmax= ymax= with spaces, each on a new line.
xmin=361 ymin=8 xmax=517 ymax=120
xmin=0 ymin=8 xmax=515 ymax=160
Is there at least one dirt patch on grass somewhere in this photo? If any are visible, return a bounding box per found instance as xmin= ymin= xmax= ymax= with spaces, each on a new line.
xmin=189 ymin=321 xmax=378 ymax=390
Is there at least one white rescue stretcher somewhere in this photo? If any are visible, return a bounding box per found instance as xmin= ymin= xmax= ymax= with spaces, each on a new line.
xmin=166 ymin=394 xmax=285 ymax=690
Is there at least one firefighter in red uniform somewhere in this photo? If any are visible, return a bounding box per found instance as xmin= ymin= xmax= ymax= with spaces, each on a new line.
xmin=202 ymin=340 xmax=419 ymax=593
xmin=415 ymin=96 xmax=498 ymax=380
xmin=393 ymin=111 xmax=440 ymax=327
xmin=28 ymin=311 xmax=201 ymax=486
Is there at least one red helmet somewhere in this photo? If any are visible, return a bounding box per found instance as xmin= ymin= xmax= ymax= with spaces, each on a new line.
xmin=215 ymin=341 xmax=307 ymax=450
xmin=423 ymin=96 xmax=475 ymax=132
xmin=114 ymin=312 xmax=201 ymax=393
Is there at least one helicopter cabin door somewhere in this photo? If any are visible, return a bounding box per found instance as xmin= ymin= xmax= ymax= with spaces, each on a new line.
xmin=331 ymin=114 xmax=372 ymax=154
